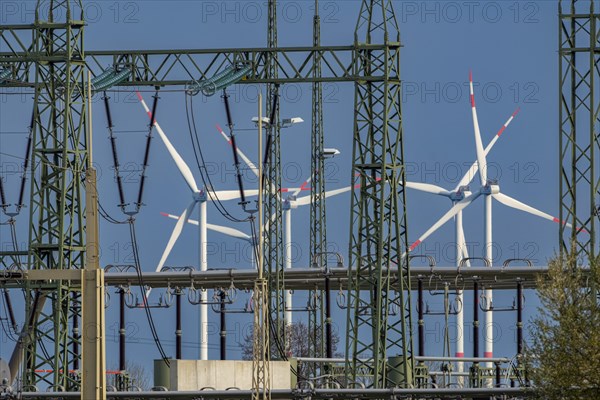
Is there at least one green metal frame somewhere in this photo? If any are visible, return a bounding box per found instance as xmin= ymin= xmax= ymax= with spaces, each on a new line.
xmin=345 ymin=0 xmax=414 ymax=388
xmin=22 ymin=0 xmax=86 ymax=390
xmin=559 ymin=0 xmax=600 ymax=262
xmin=308 ymin=0 xmax=327 ymax=378
xmin=0 ymin=0 xmax=414 ymax=388
xmin=264 ymin=0 xmax=287 ymax=358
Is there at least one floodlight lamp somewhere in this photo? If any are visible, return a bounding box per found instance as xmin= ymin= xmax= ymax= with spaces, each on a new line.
xmin=322 ymin=148 xmax=341 ymax=158
xmin=252 ymin=116 xmax=271 ymax=126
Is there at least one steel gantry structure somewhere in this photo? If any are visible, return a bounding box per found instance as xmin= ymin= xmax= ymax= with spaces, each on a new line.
xmin=264 ymin=0 xmax=287 ymax=359
xmin=345 ymin=0 xmax=413 ymax=388
xmin=308 ymin=0 xmax=327 ymax=379
xmin=0 ymin=0 xmax=88 ymax=391
xmin=0 ymin=0 xmax=413 ymax=390
xmin=559 ymin=0 xmax=600 ymax=263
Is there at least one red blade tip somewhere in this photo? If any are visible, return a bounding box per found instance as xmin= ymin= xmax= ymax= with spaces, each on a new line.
xmin=410 ymin=240 xmax=421 ymax=251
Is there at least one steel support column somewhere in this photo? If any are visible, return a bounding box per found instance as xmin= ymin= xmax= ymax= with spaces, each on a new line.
xmin=264 ymin=0 xmax=286 ymax=358
xmin=20 ymin=0 xmax=87 ymax=390
xmin=308 ymin=0 xmax=327 ymax=379
xmin=345 ymin=0 xmax=413 ymax=388
xmin=559 ymin=0 xmax=600 ymax=263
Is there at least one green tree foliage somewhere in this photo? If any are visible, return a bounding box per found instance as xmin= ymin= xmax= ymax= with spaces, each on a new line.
xmin=528 ymin=254 xmax=600 ymax=399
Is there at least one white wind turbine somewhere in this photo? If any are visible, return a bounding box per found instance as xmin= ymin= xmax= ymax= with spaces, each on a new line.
xmin=160 ymin=212 xmax=258 ymax=266
xmin=405 ymin=106 xmax=520 ymax=375
xmin=136 ymin=92 xmax=259 ymax=361
xmin=407 ymin=72 xmax=578 ymax=370
xmin=215 ymin=125 xmax=354 ymax=326
xmin=163 ymin=182 xmax=354 ymax=326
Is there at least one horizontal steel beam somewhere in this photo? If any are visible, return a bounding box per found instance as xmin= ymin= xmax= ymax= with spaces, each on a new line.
xmin=16 ymin=387 xmax=535 ymax=399
xmin=0 ymin=265 xmax=572 ymax=290
xmin=0 ymin=31 xmax=401 ymax=86
xmin=99 ymin=266 xmax=570 ymax=290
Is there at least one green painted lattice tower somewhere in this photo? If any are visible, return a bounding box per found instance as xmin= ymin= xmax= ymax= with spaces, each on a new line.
xmin=24 ymin=0 xmax=87 ymax=389
xmin=559 ymin=0 xmax=600 ymax=263
xmin=264 ymin=0 xmax=287 ymax=356
xmin=345 ymin=0 xmax=414 ymax=388
xmin=308 ymin=0 xmax=327 ymax=377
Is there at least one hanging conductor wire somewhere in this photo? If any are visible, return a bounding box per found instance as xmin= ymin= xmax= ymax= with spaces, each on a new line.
xmin=184 ymin=91 xmax=250 ymax=224
xmin=129 ymin=219 xmax=171 ymax=367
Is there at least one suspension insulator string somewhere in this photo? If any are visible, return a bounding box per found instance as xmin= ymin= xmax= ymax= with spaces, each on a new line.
xmin=103 ymin=92 xmax=127 ymax=211
xmin=222 ymin=89 xmax=248 ymax=209
xmin=262 ymin=84 xmax=280 ymax=191
xmin=102 ymin=89 xmax=159 ymax=216
xmin=16 ymin=109 xmax=34 ymax=212
xmin=136 ymin=91 xmax=159 ymax=212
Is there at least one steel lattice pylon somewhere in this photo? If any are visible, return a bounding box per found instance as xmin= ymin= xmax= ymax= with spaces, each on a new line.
xmin=264 ymin=0 xmax=287 ymax=358
xmin=22 ymin=0 xmax=87 ymax=389
xmin=559 ymin=0 xmax=600 ymax=264
xmin=308 ymin=0 xmax=327 ymax=378
xmin=345 ymin=0 xmax=414 ymax=388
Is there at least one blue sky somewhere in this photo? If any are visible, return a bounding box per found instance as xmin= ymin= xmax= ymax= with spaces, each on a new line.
xmin=0 ymin=0 xmax=567 ymax=377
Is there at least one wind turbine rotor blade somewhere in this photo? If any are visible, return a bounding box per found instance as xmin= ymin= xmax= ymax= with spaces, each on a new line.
xmin=294 ymin=185 xmax=353 ymax=207
xmin=469 ymin=72 xmax=488 ymax=186
xmin=137 ymin=92 xmax=199 ymax=193
xmin=458 ymin=217 xmax=471 ymax=267
xmin=263 ymin=211 xmax=277 ymax=234
xmin=292 ymin=176 xmax=312 ymax=198
xmin=155 ymin=201 xmax=198 ymax=272
xmin=216 ymin=124 xmax=259 ymax=178
xmin=454 ymin=107 xmax=521 ymax=192
xmin=492 ymin=192 xmax=574 ymax=229
xmin=405 ymin=181 xmax=452 ymax=197
xmin=148 ymin=201 xmax=198 ymax=299
xmin=208 ymin=189 xmax=260 ymax=201
xmin=161 ymin=212 xmax=199 ymax=226
xmin=206 ymin=223 xmax=253 ymax=241
xmin=410 ymin=192 xmax=481 ymax=252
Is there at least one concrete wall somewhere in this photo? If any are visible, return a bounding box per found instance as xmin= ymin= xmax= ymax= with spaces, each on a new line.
xmin=163 ymin=360 xmax=292 ymax=391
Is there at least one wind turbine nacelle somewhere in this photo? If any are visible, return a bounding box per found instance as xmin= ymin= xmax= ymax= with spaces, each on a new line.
xmin=482 ymin=182 xmax=500 ymax=195
xmin=283 ymin=199 xmax=298 ymax=210
xmin=450 ymin=186 xmax=470 ymax=201
xmin=193 ymin=190 xmax=208 ymax=202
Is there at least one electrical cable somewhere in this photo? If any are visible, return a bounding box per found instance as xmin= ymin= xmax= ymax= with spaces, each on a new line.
xmin=97 ymin=197 xmax=128 ymax=225
xmin=184 ymin=92 xmax=250 ymax=224
xmin=128 ymin=220 xmax=171 ymax=367
xmin=186 ymin=92 xmax=239 ymax=221
xmin=0 ymin=292 xmax=18 ymax=342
